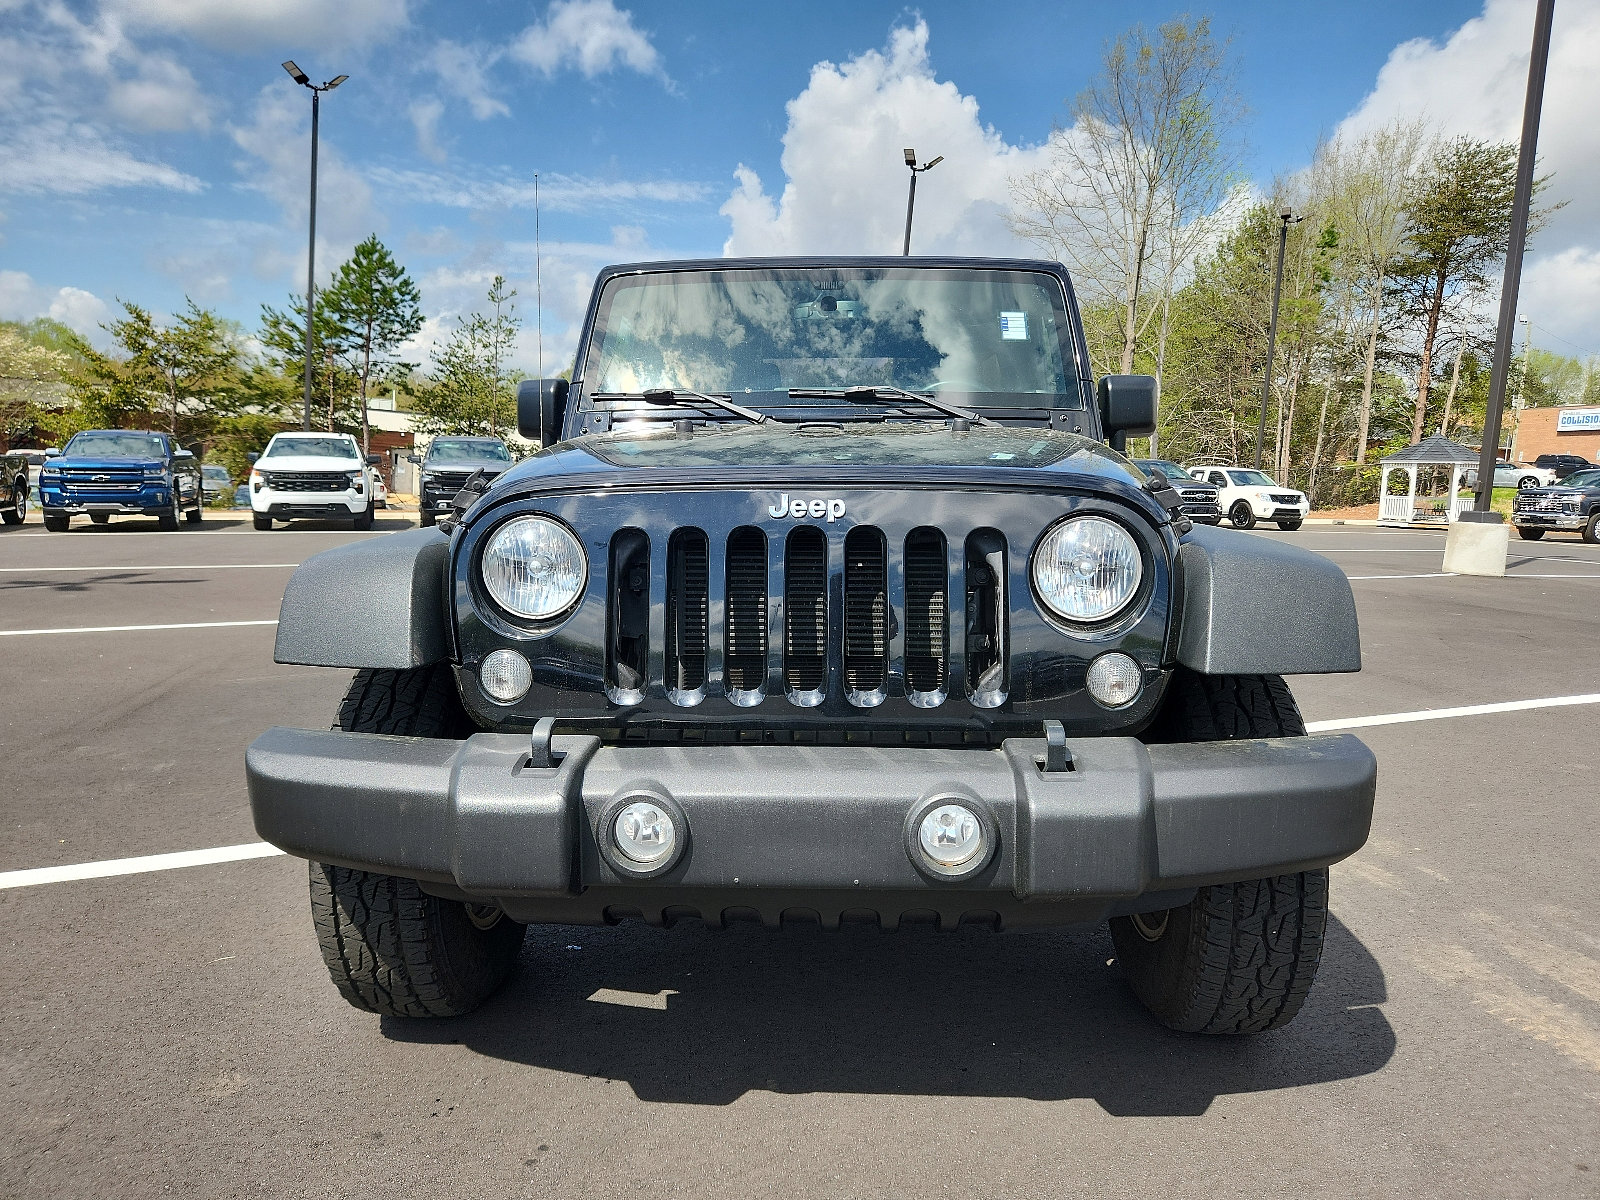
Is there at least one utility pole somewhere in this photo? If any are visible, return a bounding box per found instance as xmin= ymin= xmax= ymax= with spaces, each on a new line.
xmin=282 ymin=62 xmax=348 ymax=431
xmin=901 ymin=148 xmax=943 ymax=255
xmin=1472 ymin=0 xmax=1555 ymax=513
xmin=1254 ymin=209 xmax=1300 ymax=469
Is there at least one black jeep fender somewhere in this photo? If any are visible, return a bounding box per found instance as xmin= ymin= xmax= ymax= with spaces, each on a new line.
xmin=274 ymin=527 xmax=452 ymax=669
xmin=271 ymin=522 xmax=1360 ymax=679
xmin=1173 ymin=523 xmax=1360 ymax=675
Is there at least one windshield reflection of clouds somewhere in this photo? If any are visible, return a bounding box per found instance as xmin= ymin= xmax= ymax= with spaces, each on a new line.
xmin=587 ymin=270 xmax=1078 ymax=408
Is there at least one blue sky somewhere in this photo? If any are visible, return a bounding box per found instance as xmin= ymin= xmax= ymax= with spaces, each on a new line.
xmin=3 ymin=0 xmax=1597 ymax=370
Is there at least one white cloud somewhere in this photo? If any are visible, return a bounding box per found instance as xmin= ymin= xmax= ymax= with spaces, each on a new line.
xmin=368 ymin=166 xmax=709 ymax=212
xmin=0 ymin=120 xmax=203 ymax=194
xmin=1338 ymin=0 xmax=1600 ymax=351
xmin=0 ymin=270 xmax=111 ymax=340
xmin=426 ymin=40 xmax=510 ymax=120
xmin=106 ymin=56 xmax=210 ymax=132
xmin=409 ymin=98 xmax=448 ymax=163
xmin=720 ymin=21 xmax=1048 ymax=258
xmin=509 ymin=0 xmax=664 ymax=80
xmin=109 ymin=0 xmax=409 ymax=50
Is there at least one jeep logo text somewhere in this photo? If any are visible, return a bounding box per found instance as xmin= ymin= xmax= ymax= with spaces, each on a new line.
xmin=768 ymin=493 xmax=846 ymax=522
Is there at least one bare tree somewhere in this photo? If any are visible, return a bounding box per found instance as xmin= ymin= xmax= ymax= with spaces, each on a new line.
xmin=1008 ymin=16 xmax=1242 ymax=374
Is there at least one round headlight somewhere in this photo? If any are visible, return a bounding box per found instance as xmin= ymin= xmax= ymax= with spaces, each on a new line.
xmin=480 ymin=515 xmax=587 ymax=620
xmin=1032 ymin=516 xmax=1143 ymax=623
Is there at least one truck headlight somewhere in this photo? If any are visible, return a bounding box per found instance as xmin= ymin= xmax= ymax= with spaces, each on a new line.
xmin=1032 ymin=516 xmax=1142 ymax=622
xmin=480 ymin=514 xmax=587 ymax=620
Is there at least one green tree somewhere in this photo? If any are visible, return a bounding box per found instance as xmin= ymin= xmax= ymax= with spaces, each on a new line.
xmin=0 ymin=321 xmax=77 ymax=449
xmin=413 ymin=276 xmax=524 ymax=438
xmin=321 ymin=235 xmax=424 ymax=456
xmin=258 ymin=294 xmax=362 ymax=432
xmin=1394 ymin=136 xmax=1554 ymax=443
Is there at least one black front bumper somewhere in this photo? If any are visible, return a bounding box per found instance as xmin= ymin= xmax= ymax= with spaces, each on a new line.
xmin=247 ymin=728 xmax=1376 ymax=928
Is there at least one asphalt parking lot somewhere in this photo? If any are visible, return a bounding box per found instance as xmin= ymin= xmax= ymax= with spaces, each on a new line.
xmin=3 ymin=513 xmax=1599 ymax=1199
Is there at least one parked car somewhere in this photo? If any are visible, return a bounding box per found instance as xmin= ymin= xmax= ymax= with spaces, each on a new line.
xmin=369 ymin=466 xmax=388 ymax=509
xmin=200 ymin=463 xmax=233 ymax=503
xmin=1512 ymin=467 xmax=1600 ymax=542
xmin=16 ymin=449 xmax=48 ymax=494
xmin=37 ymin=430 xmax=203 ymax=531
xmin=1532 ymin=453 xmax=1598 ymax=481
xmin=0 ymin=451 xmax=29 ymax=526
xmin=1188 ymin=466 xmax=1310 ymax=530
xmin=1465 ymin=461 xmax=1552 ymax=490
xmin=249 ymin=431 xmax=381 ymax=531
xmin=1132 ymin=458 xmax=1221 ymax=525
xmin=414 ymin=436 xmax=513 ymax=526
xmin=248 ymin=254 xmax=1375 ymax=1036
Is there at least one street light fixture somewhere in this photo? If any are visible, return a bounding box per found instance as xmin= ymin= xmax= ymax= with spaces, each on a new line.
xmin=1254 ymin=207 xmax=1303 ymax=470
xmin=901 ymin=148 xmax=943 ymax=256
xmin=282 ymin=61 xmax=349 ymax=431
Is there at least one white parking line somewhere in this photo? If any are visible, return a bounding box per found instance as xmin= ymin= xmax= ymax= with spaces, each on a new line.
xmin=8 ymin=690 xmax=1600 ymax=889
xmin=0 ymin=619 xmax=279 ymax=637
xmin=1306 ymin=692 xmax=1600 ymax=732
xmin=0 ymin=842 xmax=284 ymax=889
xmin=1346 ymin=573 xmax=1457 ymax=580
xmin=0 ymin=563 xmax=299 ymax=573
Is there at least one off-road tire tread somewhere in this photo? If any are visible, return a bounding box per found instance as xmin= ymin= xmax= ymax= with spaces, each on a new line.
xmin=309 ymin=665 xmax=519 ymax=1018
xmin=1114 ymin=668 xmax=1325 ymax=1034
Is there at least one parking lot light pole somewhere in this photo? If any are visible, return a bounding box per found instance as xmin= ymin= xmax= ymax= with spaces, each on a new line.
xmin=902 ymin=149 xmax=943 ymax=256
xmin=1472 ymin=0 xmax=1553 ymax=515
xmin=281 ymin=62 xmax=349 ymax=432
xmin=1254 ymin=208 xmax=1300 ymax=470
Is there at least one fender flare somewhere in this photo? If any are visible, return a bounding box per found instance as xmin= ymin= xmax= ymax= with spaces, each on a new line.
xmin=1174 ymin=524 xmax=1360 ymax=676
xmin=274 ymin=527 xmax=452 ymax=669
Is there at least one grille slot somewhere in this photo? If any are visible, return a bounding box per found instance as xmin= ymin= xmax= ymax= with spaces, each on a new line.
xmin=723 ymin=527 xmax=768 ymax=694
xmin=263 ymin=471 xmax=351 ymax=492
xmin=784 ymin=527 xmax=828 ymax=694
xmin=843 ymin=528 xmax=888 ymax=695
xmin=903 ymin=529 xmax=947 ymax=696
xmin=665 ymin=529 xmax=709 ymax=695
xmin=607 ymin=529 xmax=650 ymax=700
xmin=964 ymin=529 xmax=1008 ymax=705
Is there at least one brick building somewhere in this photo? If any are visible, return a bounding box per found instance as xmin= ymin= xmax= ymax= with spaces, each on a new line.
xmin=1511 ymin=406 xmax=1600 ymax=463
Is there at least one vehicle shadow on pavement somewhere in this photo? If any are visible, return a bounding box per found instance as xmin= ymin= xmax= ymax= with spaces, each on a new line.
xmin=0 ymin=571 xmax=206 ymax=592
xmin=381 ymin=913 xmax=1394 ymax=1114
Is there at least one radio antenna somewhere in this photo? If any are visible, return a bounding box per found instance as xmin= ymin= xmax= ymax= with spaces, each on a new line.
xmin=534 ymin=172 xmax=544 ymax=380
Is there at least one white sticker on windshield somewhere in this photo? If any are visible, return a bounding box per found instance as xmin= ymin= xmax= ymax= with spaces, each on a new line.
xmin=999 ymin=311 xmax=1028 ymax=340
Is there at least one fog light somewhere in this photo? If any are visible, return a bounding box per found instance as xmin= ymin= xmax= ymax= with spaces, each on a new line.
xmin=918 ymin=803 xmax=984 ymax=869
xmin=1086 ymin=652 xmax=1141 ymax=708
xmin=480 ymin=649 xmax=532 ymax=703
xmin=614 ymin=801 xmax=675 ymax=865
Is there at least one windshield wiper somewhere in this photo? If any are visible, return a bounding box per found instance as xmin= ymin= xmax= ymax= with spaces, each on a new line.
xmin=788 ymin=385 xmax=998 ymax=427
xmin=591 ymin=388 xmax=773 ymax=425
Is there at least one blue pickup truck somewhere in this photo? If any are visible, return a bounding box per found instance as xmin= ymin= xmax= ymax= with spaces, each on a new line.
xmin=38 ymin=429 xmax=203 ymax=531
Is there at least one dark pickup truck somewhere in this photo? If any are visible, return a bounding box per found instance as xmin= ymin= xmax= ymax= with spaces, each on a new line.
xmin=38 ymin=429 xmax=203 ymax=531
xmin=0 ymin=451 xmax=27 ymax=526
xmin=248 ymin=256 xmax=1376 ymax=1035
xmin=1513 ymin=466 xmax=1600 ymax=542
xmin=415 ymin=436 xmax=514 ymax=526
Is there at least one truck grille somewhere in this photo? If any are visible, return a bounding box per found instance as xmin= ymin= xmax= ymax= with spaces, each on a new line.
xmin=1270 ymin=492 xmax=1301 ymax=504
xmin=264 ymin=471 xmax=350 ymax=492
xmin=60 ymin=468 xmax=143 ymax=492
xmin=604 ymin=523 xmax=1009 ymax=711
xmin=1516 ymin=495 xmax=1578 ymax=514
xmin=426 ymin=470 xmax=478 ymax=492
xmin=1178 ymin=487 xmax=1215 ymax=504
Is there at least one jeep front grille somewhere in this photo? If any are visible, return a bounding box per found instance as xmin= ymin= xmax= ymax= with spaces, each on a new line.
xmin=605 ymin=523 xmax=1004 ymax=711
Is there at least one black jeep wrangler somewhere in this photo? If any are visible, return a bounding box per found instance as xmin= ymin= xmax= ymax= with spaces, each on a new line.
xmin=248 ymin=257 xmax=1375 ymax=1035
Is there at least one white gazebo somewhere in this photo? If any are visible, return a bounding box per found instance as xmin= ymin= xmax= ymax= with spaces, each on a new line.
xmin=1377 ymin=435 xmax=1478 ymax=526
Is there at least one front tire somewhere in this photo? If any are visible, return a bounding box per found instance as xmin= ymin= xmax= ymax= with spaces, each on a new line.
xmin=43 ymin=512 xmax=69 ymax=532
xmin=1585 ymin=513 xmax=1600 ymax=545
xmin=252 ymin=513 xmax=273 ymax=531
xmin=90 ymin=513 xmax=110 ymax=526
xmin=185 ymin=493 xmax=202 ymax=523
xmin=1277 ymin=518 xmax=1303 ymax=531
xmin=157 ymin=492 xmax=179 ymax=530
xmin=1112 ymin=670 xmax=1328 ymax=1034
xmin=1 ymin=476 xmax=24 ymax=525
xmin=310 ymin=666 xmax=524 ymax=1018
xmin=1518 ymin=476 xmax=1539 ymax=490
xmin=353 ymin=502 xmax=375 ymax=531
xmin=419 ymin=507 xmax=436 ymax=527
xmin=1517 ymin=527 xmax=1545 ymax=541
xmin=1228 ymin=501 xmax=1256 ymax=530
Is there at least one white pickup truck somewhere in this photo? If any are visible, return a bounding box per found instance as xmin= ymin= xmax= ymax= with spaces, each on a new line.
xmin=249 ymin=432 xmax=379 ymax=531
xmin=1188 ymin=466 xmax=1310 ymax=531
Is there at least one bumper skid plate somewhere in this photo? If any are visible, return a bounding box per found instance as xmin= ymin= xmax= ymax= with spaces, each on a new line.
xmin=247 ymin=728 xmax=1376 ymax=926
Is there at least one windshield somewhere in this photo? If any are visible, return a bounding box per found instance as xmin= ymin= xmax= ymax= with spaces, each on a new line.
xmin=263 ymin=436 xmax=358 ymax=460
xmin=1562 ymin=469 xmax=1600 ymax=488
xmin=1134 ymin=459 xmax=1190 ymax=479
xmin=582 ymin=267 xmax=1081 ymax=411
xmin=63 ymin=432 xmax=166 ymax=458
xmin=426 ymin=439 xmax=511 ymax=465
xmin=1227 ymin=470 xmax=1277 ymax=487
xmin=201 ymin=465 xmax=229 ymax=479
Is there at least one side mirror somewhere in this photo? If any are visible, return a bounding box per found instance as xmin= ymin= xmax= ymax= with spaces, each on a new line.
xmin=247 ymin=452 xmax=260 ymax=464
xmin=366 ymin=453 xmax=382 ymax=465
xmin=1096 ymin=375 xmax=1158 ymax=453
xmin=517 ymin=378 xmax=568 ymax=448
xmin=44 ymin=447 xmax=60 ymax=457
xmin=406 ymin=454 xmax=421 ymax=463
